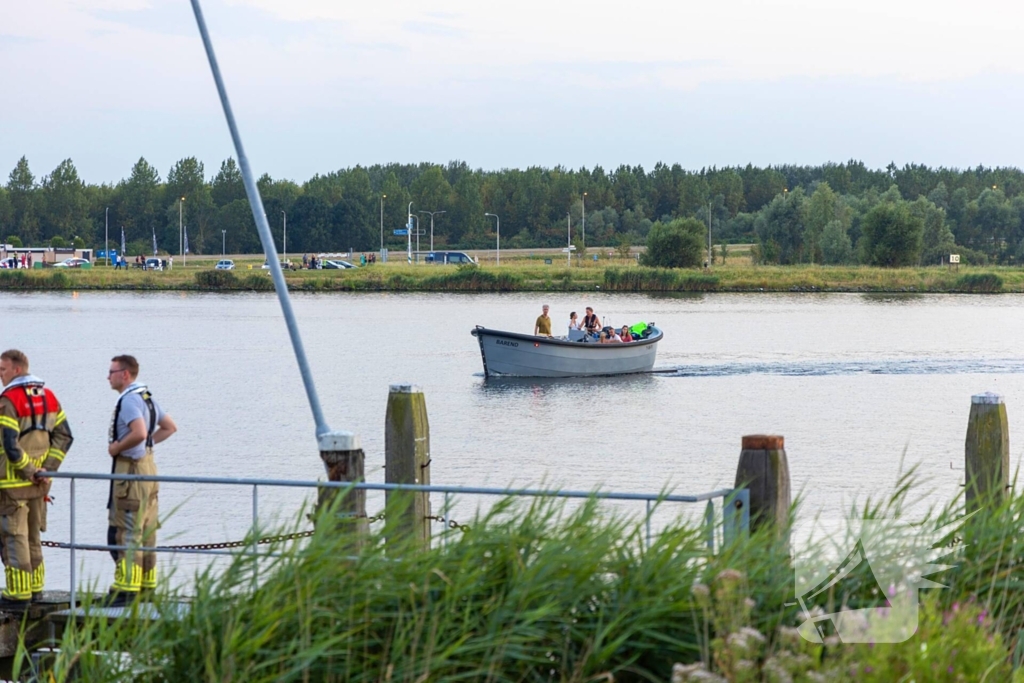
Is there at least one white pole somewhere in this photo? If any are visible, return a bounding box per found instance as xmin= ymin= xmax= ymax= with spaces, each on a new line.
xmin=104 ymin=207 xmax=109 ymax=266
xmin=567 ymin=212 xmax=571 ymax=267
xmin=582 ymin=192 xmax=587 ymax=255
xmin=379 ymin=194 xmax=385 ymax=254
xmin=413 ymin=215 xmax=420 ymax=255
xmin=485 ymin=213 xmax=499 ymax=265
xmin=222 ymin=229 xmax=226 ymax=255
xmin=407 ymin=201 xmax=413 ymax=263
xmin=282 ymin=210 xmax=287 ymax=264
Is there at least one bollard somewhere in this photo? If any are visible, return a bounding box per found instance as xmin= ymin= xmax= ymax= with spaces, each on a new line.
xmin=965 ymin=392 xmax=1009 ymax=515
xmin=734 ymin=435 xmax=791 ymax=536
xmin=385 ymin=384 xmax=431 ymax=549
xmin=317 ymin=430 xmax=367 ymax=549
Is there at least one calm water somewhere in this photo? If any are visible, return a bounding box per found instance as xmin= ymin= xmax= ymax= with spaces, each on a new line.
xmin=4 ymin=290 xmax=1024 ymax=589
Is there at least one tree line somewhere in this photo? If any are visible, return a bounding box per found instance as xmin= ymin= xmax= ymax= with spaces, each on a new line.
xmin=2 ymin=155 xmax=1023 ymax=264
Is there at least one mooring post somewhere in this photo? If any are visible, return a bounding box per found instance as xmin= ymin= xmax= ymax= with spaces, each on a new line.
xmin=385 ymin=384 xmax=431 ymax=549
xmin=734 ymin=435 xmax=791 ymax=536
xmin=317 ymin=431 xmax=367 ymax=547
xmin=965 ymin=392 xmax=1009 ymax=515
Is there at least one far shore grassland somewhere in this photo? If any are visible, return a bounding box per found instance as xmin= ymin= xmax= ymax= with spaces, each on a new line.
xmin=0 ymin=249 xmax=1017 ymax=294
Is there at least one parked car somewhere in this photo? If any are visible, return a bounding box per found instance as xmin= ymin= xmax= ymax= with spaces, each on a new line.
xmin=215 ymin=259 xmax=235 ymax=270
xmin=144 ymin=258 xmax=163 ymax=271
xmin=425 ymin=251 xmax=476 ymax=265
xmin=54 ymin=258 xmax=90 ymax=268
xmin=261 ymin=260 xmax=294 ymax=270
xmin=322 ymin=260 xmax=357 ymax=269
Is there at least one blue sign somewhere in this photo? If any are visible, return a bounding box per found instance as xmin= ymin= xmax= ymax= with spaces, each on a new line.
xmin=393 ymin=229 xmax=408 ymax=236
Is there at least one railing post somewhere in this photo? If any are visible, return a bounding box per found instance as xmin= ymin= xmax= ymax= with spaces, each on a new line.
xmin=965 ymin=392 xmax=1009 ymax=515
xmin=69 ymin=477 xmax=76 ymax=612
xmin=735 ymin=435 xmax=790 ymax=537
xmin=317 ymin=431 xmax=367 ymax=549
xmin=385 ymin=384 xmax=431 ymax=550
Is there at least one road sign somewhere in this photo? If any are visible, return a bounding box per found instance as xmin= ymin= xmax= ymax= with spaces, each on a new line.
xmin=950 ymin=254 xmax=960 ymax=264
xmin=393 ymin=229 xmax=408 ymax=236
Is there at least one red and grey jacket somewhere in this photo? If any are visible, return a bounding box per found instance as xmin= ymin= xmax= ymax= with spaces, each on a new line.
xmin=0 ymin=376 xmax=73 ymax=495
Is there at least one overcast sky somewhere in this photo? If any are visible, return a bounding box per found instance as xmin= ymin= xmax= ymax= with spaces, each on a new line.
xmin=3 ymin=0 xmax=1023 ymax=184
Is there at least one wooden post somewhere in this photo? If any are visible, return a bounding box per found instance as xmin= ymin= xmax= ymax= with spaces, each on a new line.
xmin=317 ymin=431 xmax=367 ymax=548
xmin=734 ymin=435 xmax=791 ymax=536
xmin=385 ymin=384 xmax=431 ymax=549
xmin=965 ymin=392 xmax=1009 ymax=515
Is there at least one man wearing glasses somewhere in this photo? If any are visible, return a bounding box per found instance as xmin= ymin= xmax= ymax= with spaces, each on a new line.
xmin=106 ymin=355 xmax=177 ymax=605
xmin=0 ymin=349 xmax=73 ymax=607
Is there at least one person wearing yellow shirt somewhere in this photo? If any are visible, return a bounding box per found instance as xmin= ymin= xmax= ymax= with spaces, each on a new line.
xmin=534 ymin=305 xmax=553 ymax=336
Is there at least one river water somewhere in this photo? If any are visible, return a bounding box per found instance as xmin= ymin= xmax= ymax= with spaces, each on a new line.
xmin=4 ymin=290 xmax=1024 ymax=590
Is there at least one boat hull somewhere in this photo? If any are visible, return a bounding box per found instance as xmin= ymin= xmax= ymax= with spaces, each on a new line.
xmin=471 ymin=326 xmax=661 ymax=378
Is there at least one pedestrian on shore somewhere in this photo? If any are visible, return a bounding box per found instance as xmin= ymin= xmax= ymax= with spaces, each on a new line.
xmin=105 ymin=354 xmax=177 ymax=605
xmin=0 ymin=349 xmax=73 ymax=607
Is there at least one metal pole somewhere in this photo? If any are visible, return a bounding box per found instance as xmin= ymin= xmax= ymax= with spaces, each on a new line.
xmin=282 ymin=211 xmax=287 ymax=265
xmin=251 ymin=484 xmax=259 ymax=586
xmin=179 ymin=198 xmax=184 ymax=262
xmin=419 ymin=210 xmax=445 ymax=254
xmin=413 ymin=215 xmax=420 ymax=255
xmin=582 ymin=192 xmax=586 ymax=255
xmin=190 ymin=0 xmax=333 ymax=439
xmin=707 ymin=200 xmax=712 ymax=268
xmin=485 ymin=213 xmax=499 ymax=265
xmin=222 ymin=230 xmax=226 ymax=256
xmin=380 ymin=195 xmax=385 ymax=254
xmin=567 ymin=212 xmax=571 ymax=266
xmin=407 ymin=201 xmax=413 ymax=263
xmin=104 ymin=207 xmax=109 ymax=266
xmin=69 ymin=477 xmax=76 ymax=611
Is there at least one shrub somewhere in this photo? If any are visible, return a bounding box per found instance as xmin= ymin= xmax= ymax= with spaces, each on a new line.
xmin=955 ymin=273 xmax=1003 ymax=293
xmin=5 ymin=236 xmax=22 ymax=248
xmin=641 ymin=218 xmax=705 ymax=268
xmin=194 ymin=270 xmax=238 ymax=288
xmin=50 ymin=236 xmax=67 ymax=248
xmin=861 ymin=202 xmax=924 ymax=267
xmin=241 ymin=273 xmax=274 ymax=291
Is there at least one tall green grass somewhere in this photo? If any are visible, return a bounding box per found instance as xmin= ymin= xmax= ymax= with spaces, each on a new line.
xmin=603 ymin=267 xmax=719 ymax=292
xmin=18 ymin=470 xmax=1024 ymax=681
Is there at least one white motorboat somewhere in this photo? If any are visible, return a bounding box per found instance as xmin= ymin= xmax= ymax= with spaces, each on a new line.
xmin=471 ymin=325 xmax=663 ymax=378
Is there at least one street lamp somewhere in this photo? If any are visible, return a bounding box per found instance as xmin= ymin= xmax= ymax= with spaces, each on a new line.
xmin=281 ymin=211 xmax=287 ymax=264
xmin=407 ymin=201 xmax=414 ymax=262
xmin=104 ymin=207 xmax=109 ymax=266
xmin=485 ymin=213 xmax=500 ymax=265
xmin=379 ymin=194 xmax=386 ymax=254
xmin=178 ymin=196 xmax=185 ymax=263
xmin=582 ymin=192 xmax=587 ymax=253
xmin=707 ymin=200 xmax=713 ymax=268
xmin=222 ymin=229 xmax=226 ymax=256
xmin=419 ymin=210 xmax=446 ymax=253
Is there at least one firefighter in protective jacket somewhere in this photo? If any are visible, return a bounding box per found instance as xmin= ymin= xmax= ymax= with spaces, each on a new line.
xmin=0 ymin=349 xmax=73 ymax=606
xmin=106 ymin=354 xmax=176 ymax=605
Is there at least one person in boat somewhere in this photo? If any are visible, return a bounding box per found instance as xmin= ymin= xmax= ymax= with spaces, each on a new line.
xmin=534 ymin=304 xmax=552 ymax=337
xmin=620 ymin=325 xmax=633 ymax=342
xmin=582 ymin=307 xmax=601 ymax=337
xmin=568 ymin=312 xmax=581 ymax=332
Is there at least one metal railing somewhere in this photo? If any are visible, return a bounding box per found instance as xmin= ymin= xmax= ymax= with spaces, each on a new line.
xmin=41 ymin=470 xmax=749 ymax=611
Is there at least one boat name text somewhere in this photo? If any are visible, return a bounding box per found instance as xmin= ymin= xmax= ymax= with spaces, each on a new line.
xmin=496 ymin=339 xmax=519 ymax=347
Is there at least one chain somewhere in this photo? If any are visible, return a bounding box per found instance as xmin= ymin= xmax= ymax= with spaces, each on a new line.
xmin=426 ymin=515 xmax=470 ymax=532
xmin=37 ymin=512 xmax=456 ymax=552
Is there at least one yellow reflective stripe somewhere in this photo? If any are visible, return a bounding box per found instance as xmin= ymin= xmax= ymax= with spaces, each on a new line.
xmin=53 ymin=410 xmax=66 ymax=427
xmin=8 ymin=456 xmax=30 ymax=471
xmin=46 ymin=448 xmax=65 ymax=462
xmin=0 ymin=415 xmax=18 ymax=430
xmin=0 ymin=480 xmax=32 ymax=488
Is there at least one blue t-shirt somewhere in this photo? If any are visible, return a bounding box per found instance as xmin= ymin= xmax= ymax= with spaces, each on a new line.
xmin=114 ymin=386 xmax=165 ymax=460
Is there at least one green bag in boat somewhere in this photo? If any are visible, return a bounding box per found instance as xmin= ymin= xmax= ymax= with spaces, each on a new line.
xmin=630 ymin=322 xmax=647 ymax=336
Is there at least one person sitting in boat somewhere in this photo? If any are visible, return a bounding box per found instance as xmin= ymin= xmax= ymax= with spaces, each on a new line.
xmin=582 ymin=307 xmax=601 ymax=337
xmin=620 ymin=325 xmax=633 ymax=342
xmin=534 ymin=304 xmax=553 ymax=337
xmin=599 ymin=327 xmax=621 ymax=344
xmin=568 ymin=311 xmax=581 ymax=332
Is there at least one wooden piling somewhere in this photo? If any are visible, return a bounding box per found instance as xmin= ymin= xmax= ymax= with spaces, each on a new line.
xmin=734 ymin=435 xmax=791 ymax=535
xmin=317 ymin=431 xmax=367 ymax=547
xmin=965 ymin=392 xmax=1009 ymax=515
xmin=385 ymin=384 xmax=431 ymax=549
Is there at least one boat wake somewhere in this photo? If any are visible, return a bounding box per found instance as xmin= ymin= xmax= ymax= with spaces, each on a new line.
xmin=663 ymin=358 xmax=1024 ymax=378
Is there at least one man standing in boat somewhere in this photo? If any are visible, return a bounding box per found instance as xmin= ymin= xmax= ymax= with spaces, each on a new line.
xmin=582 ymin=307 xmax=601 ymax=337
xmin=105 ymin=354 xmax=177 ymax=605
xmin=534 ymin=304 xmax=553 ymax=337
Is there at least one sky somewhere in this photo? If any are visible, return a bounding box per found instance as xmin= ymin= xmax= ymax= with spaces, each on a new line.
xmin=3 ymin=0 xmax=1023 ymax=184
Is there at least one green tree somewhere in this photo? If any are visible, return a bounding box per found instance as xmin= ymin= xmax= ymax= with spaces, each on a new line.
xmin=40 ymin=159 xmax=90 ymax=242
xmin=6 ymin=157 xmax=39 ymax=245
xmin=911 ymin=197 xmax=955 ymax=265
xmin=819 ymin=220 xmax=853 ymax=264
xmin=211 ymin=158 xmax=245 ymax=207
xmin=119 ymin=157 xmax=162 ymax=244
xmin=166 ymin=157 xmax=214 ymax=254
xmin=640 ymin=218 xmax=704 ymax=268
xmin=861 ymin=201 xmax=923 ymax=267
xmin=754 ymin=189 xmax=806 ymax=264
xmin=805 ymin=182 xmax=848 ymax=264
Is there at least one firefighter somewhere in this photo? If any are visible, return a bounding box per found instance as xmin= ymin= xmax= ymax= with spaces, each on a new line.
xmin=0 ymin=349 xmax=73 ymax=607
xmin=106 ymin=354 xmax=176 ymax=605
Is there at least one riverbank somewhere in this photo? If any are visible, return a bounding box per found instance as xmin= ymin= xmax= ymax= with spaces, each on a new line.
xmin=0 ymin=263 xmax=1017 ymax=293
